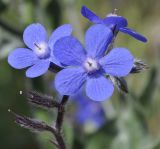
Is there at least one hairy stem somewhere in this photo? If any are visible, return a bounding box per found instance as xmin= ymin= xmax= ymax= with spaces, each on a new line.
xmin=52 ymin=95 xmax=69 ymax=149
xmin=46 ymin=125 xmax=66 ymax=149
xmin=27 ymin=91 xmax=69 ymax=148
xmin=55 ymin=95 xmax=69 ymax=133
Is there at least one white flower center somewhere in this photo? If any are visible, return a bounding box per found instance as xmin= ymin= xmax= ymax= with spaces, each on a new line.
xmin=84 ymin=58 xmax=100 ymax=73
xmin=34 ymin=42 xmax=50 ymax=58
xmin=106 ymin=13 xmax=118 ymax=17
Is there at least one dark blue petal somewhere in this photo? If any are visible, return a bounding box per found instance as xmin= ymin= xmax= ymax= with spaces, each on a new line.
xmin=26 ymin=60 xmax=50 ymax=78
xmin=54 ymin=36 xmax=86 ymax=66
xmin=119 ymin=27 xmax=147 ymax=42
xmin=55 ymin=67 xmax=87 ymax=95
xmin=99 ymin=48 xmax=134 ymax=77
xmin=103 ymin=15 xmax=128 ymax=29
xmin=23 ymin=23 xmax=48 ymax=50
xmin=81 ymin=5 xmax=102 ymax=23
xmin=8 ymin=48 xmax=38 ymax=69
xmin=85 ymin=24 xmax=113 ymax=59
xmin=86 ymin=75 xmax=114 ymax=101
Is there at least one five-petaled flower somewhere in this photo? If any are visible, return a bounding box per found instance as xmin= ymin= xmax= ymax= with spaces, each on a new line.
xmin=81 ymin=5 xmax=147 ymax=42
xmin=54 ymin=24 xmax=134 ymax=101
xmin=8 ymin=23 xmax=72 ymax=78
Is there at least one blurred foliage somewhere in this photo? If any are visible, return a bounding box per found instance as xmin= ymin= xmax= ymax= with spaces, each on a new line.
xmin=0 ymin=0 xmax=160 ymax=149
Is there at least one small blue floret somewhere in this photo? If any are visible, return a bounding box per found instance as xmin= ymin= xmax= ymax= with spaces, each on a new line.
xmin=81 ymin=5 xmax=147 ymax=42
xmin=8 ymin=23 xmax=72 ymax=78
xmin=53 ymin=24 xmax=134 ymax=101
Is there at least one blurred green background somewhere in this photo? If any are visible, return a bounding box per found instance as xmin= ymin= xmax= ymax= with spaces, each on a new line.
xmin=0 ymin=0 xmax=160 ymax=149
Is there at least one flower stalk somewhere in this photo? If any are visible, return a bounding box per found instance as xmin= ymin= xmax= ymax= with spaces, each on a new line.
xmin=9 ymin=93 xmax=69 ymax=149
xmin=55 ymin=95 xmax=69 ymax=132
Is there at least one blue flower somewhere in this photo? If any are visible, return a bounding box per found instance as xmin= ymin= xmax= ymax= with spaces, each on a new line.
xmin=81 ymin=5 xmax=147 ymax=42
xmin=71 ymin=90 xmax=105 ymax=128
xmin=8 ymin=23 xmax=72 ymax=78
xmin=53 ymin=24 xmax=134 ymax=101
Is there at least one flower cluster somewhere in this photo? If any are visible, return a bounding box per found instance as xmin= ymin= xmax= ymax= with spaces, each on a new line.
xmin=7 ymin=5 xmax=148 ymax=149
xmin=8 ymin=5 xmax=147 ymax=101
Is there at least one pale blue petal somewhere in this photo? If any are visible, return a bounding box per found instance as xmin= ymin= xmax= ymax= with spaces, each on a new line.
xmin=26 ymin=60 xmax=50 ymax=78
xmin=81 ymin=5 xmax=102 ymax=23
xmin=23 ymin=23 xmax=48 ymax=50
xmin=86 ymin=75 xmax=114 ymax=101
xmin=50 ymin=55 xmax=64 ymax=67
xmin=49 ymin=24 xmax=72 ymax=67
xmin=99 ymin=48 xmax=134 ymax=77
xmin=55 ymin=67 xmax=87 ymax=95
xmin=119 ymin=27 xmax=147 ymax=42
xmin=8 ymin=48 xmax=38 ymax=69
xmin=85 ymin=24 xmax=113 ymax=58
xmin=54 ymin=36 xmax=86 ymax=66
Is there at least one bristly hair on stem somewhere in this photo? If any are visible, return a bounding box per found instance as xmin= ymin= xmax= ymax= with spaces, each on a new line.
xmin=27 ymin=91 xmax=60 ymax=109
xmin=56 ymin=95 xmax=69 ymax=133
xmin=8 ymin=93 xmax=69 ymax=149
xmin=8 ymin=109 xmax=55 ymax=132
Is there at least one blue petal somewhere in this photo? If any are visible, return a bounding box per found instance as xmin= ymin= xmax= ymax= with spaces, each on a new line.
xmin=8 ymin=48 xmax=38 ymax=69
xmin=74 ymin=92 xmax=105 ymax=126
xmin=76 ymin=101 xmax=105 ymax=127
xmin=54 ymin=36 xmax=86 ymax=66
xmin=48 ymin=24 xmax=72 ymax=67
xmin=81 ymin=5 xmax=102 ymax=23
xmin=55 ymin=67 xmax=87 ymax=95
xmin=26 ymin=60 xmax=50 ymax=78
xmin=99 ymin=48 xmax=134 ymax=77
xmin=85 ymin=24 xmax=113 ymax=58
xmin=48 ymin=24 xmax=72 ymax=50
xmin=50 ymin=55 xmax=64 ymax=67
xmin=23 ymin=23 xmax=48 ymax=50
xmin=103 ymin=15 xmax=128 ymax=29
xmin=119 ymin=27 xmax=147 ymax=42
xmin=71 ymin=89 xmax=105 ymax=127
xmin=86 ymin=75 xmax=114 ymax=101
